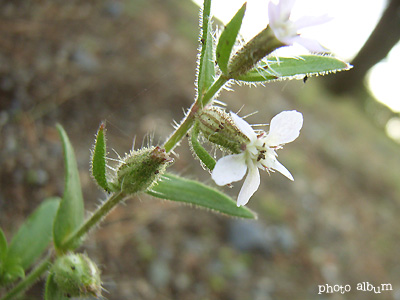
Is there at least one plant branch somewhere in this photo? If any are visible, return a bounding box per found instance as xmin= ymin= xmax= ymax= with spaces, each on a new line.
xmin=163 ymin=75 xmax=228 ymax=153
xmin=60 ymin=191 xmax=127 ymax=251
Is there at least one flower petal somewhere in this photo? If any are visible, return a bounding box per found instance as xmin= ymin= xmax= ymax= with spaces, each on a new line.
xmin=270 ymin=158 xmax=294 ymax=181
xmin=280 ymin=0 xmax=296 ymax=20
xmin=268 ymin=0 xmax=330 ymax=53
xmin=237 ymin=163 xmax=260 ymax=207
xmin=294 ymin=15 xmax=332 ymax=30
xmin=268 ymin=0 xmax=295 ymax=23
xmin=264 ymin=110 xmax=303 ymax=146
xmin=290 ymin=36 xmax=328 ymax=53
xmin=230 ymin=112 xmax=257 ymax=142
xmin=268 ymin=1 xmax=280 ymax=24
xmin=212 ymin=153 xmax=247 ymax=186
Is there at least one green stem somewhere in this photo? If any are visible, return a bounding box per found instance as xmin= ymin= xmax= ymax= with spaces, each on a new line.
xmin=61 ymin=191 xmax=127 ymax=251
xmin=163 ymin=75 xmax=228 ymax=153
xmin=199 ymin=75 xmax=228 ymax=107
xmin=1 ymin=254 xmax=52 ymax=300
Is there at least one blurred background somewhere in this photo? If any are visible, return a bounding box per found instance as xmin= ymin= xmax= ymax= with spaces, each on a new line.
xmin=1 ymin=0 xmax=400 ymax=299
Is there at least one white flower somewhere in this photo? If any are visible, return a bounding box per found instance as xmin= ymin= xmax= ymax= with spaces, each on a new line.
xmin=211 ymin=110 xmax=303 ymax=207
xmin=268 ymin=0 xmax=330 ymax=53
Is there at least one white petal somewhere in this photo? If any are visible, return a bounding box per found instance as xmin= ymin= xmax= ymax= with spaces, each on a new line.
xmin=211 ymin=153 xmax=247 ymax=186
xmin=237 ymin=164 xmax=260 ymax=207
xmin=279 ymin=0 xmax=296 ymax=20
xmin=268 ymin=0 xmax=295 ymax=23
xmin=290 ymin=36 xmax=328 ymax=53
xmin=230 ymin=112 xmax=257 ymax=142
xmin=268 ymin=1 xmax=280 ymax=24
xmin=271 ymin=159 xmax=294 ymax=181
xmin=294 ymin=15 xmax=332 ymax=30
xmin=265 ymin=110 xmax=303 ymax=146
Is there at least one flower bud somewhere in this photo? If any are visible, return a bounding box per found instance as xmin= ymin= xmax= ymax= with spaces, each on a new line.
xmin=196 ymin=107 xmax=249 ymax=154
xmin=227 ymin=26 xmax=284 ymax=78
xmin=114 ymin=146 xmax=173 ymax=194
xmin=52 ymin=253 xmax=102 ymax=298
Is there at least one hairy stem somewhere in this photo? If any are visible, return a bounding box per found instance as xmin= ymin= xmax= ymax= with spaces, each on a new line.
xmin=1 ymin=254 xmax=52 ymax=300
xmin=60 ymin=191 xmax=127 ymax=251
xmin=163 ymin=75 xmax=228 ymax=153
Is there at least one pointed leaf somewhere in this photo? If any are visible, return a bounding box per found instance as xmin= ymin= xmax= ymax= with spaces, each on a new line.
xmin=54 ymin=124 xmax=85 ymax=252
xmin=7 ymin=197 xmax=60 ymax=270
xmin=45 ymin=273 xmax=70 ymax=300
xmin=0 ymin=228 xmax=7 ymax=263
xmin=197 ymin=0 xmax=215 ymax=98
xmin=147 ymin=173 xmax=256 ymax=219
xmin=216 ymin=2 xmax=246 ymax=74
xmin=91 ymin=122 xmax=112 ymax=192
xmin=236 ymin=55 xmax=352 ymax=82
xmin=190 ymin=122 xmax=216 ymax=171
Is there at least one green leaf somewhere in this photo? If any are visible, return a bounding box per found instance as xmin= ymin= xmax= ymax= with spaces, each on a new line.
xmin=45 ymin=273 xmax=70 ymax=300
xmin=197 ymin=0 xmax=215 ymax=98
xmin=0 ymin=228 xmax=7 ymax=263
xmin=1 ymin=263 xmax=25 ymax=284
xmin=236 ymin=55 xmax=352 ymax=82
xmin=216 ymin=2 xmax=246 ymax=74
xmin=7 ymin=197 xmax=60 ymax=270
xmin=91 ymin=122 xmax=112 ymax=192
xmin=190 ymin=122 xmax=216 ymax=171
xmin=53 ymin=124 xmax=85 ymax=252
xmin=147 ymin=173 xmax=256 ymax=219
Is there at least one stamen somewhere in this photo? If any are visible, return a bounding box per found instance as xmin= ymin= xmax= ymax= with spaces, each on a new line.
xmin=257 ymin=133 xmax=266 ymax=139
xmin=257 ymin=152 xmax=265 ymax=162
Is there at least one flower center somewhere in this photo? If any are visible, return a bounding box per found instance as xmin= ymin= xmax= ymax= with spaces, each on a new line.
xmin=245 ymin=138 xmax=270 ymax=164
xmin=272 ymin=20 xmax=298 ymax=40
xmin=256 ymin=149 xmax=267 ymax=162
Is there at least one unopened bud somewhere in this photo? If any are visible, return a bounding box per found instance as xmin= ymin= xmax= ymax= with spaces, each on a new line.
xmin=52 ymin=253 xmax=102 ymax=298
xmin=115 ymin=146 xmax=173 ymax=194
xmin=196 ymin=107 xmax=249 ymax=154
xmin=228 ymin=26 xmax=284 ymax=78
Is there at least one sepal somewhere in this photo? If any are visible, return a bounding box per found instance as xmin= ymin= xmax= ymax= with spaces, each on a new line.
xmin=196 ymin=107 xmax=249 ymax=154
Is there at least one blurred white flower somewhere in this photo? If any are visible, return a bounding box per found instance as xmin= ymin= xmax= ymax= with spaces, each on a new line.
xmin=268 ymin=0 xmax=330 ymax=53
xmin=212 ymin=110 xmax=303 ymax=207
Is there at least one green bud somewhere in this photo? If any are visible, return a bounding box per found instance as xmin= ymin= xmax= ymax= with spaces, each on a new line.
xmin=196 ymin=107 xmax=249 ymax=154
xmin=114 ymin=146 xmax=173 ymax=194
xmin=227 ymin=26 xmax=284 ymax=78
xmin=52 ymin=253 xmax=102 ymax=298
